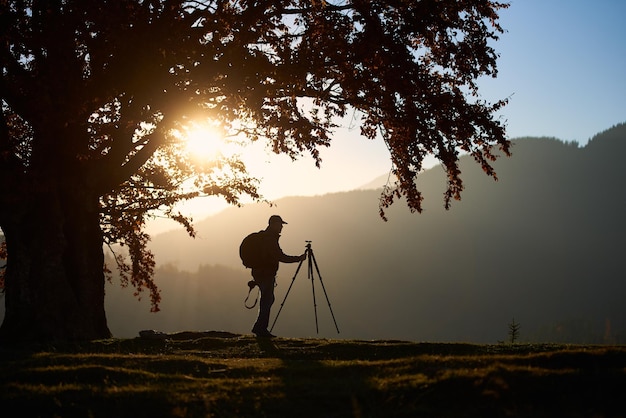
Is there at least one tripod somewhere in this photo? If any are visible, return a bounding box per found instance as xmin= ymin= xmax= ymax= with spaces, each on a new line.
xmin=270 ymin=241 xmax=340 ymax=334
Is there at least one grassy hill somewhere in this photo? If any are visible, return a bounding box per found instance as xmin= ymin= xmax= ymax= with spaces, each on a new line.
xmin=1 ymin=334 xmax=625 ymax=417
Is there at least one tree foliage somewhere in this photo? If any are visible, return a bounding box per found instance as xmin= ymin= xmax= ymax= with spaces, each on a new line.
xmin=0 ymin=0 xmax=509 ymax=312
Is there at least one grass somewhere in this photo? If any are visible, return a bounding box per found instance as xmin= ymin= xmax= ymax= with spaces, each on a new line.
xmin=1 ymin=332 xmax=625 ymax=417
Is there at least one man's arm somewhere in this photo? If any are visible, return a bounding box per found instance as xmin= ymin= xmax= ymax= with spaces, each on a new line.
xmin=278 ymin=251 xmax=306 ymax=263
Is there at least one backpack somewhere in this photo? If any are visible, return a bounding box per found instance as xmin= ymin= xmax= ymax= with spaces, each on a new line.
xmin=239 ymin=231 xmax=266 ymax=268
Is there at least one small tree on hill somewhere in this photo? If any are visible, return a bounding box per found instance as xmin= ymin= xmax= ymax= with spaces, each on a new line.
xmin=509 ymin=318 xmax=521 ymax=344
xmin=0 ymin=0 xmax=510 ymax=342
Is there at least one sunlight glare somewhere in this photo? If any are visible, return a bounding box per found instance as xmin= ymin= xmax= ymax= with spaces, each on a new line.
xmin=183 ymin=122 xmax=225 ymax=162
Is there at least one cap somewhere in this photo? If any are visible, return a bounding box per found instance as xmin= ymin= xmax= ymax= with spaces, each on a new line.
xmin=268 ymin=215 xmax=288 ymax=225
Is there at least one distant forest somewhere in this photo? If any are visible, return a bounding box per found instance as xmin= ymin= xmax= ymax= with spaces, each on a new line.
xmin=2 ymin=124 xmax=626 ymax=343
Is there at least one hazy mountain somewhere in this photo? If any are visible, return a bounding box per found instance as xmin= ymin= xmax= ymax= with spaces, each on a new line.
xmin=7 ymin=125 xmax=626 ymax=343
xmin=102 ymin=123 xmax=626 ymax=343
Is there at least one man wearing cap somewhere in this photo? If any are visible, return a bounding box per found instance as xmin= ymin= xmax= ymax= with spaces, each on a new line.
xmin=251 ymin=215 xmax=306 ymax=338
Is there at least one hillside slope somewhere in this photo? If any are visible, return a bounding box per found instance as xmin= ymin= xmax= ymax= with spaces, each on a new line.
xmin=105 ymin=123 xmax=626 ymax=342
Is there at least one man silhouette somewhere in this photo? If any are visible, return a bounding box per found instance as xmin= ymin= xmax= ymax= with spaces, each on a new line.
xmin=251 ymin=215 xmax=306 ymax=338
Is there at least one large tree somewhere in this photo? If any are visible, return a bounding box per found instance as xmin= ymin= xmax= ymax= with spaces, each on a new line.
xmin=0 ymin=0 xmax=510 ymax=342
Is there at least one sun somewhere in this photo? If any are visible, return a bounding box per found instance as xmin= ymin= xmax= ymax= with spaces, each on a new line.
xmin=181 ymin=122 xmax=225 ymax=162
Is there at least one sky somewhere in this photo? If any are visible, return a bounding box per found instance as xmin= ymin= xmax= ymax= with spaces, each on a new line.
xmin=148 ymin=0 xmax=626 ymax=233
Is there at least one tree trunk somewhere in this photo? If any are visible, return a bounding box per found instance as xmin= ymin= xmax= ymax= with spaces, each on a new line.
xmin=0 ymin=178 xmax=111 ymax=342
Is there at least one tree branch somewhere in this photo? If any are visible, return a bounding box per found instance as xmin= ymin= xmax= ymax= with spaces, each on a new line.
xmin=96 ymin=128 xmax=166 ymax=194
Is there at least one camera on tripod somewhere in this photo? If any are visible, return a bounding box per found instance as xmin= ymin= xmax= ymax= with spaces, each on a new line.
xmin=271 ymin=240 xmax=340 ymax=335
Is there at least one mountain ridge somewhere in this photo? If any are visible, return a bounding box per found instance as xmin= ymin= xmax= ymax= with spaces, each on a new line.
xmin=108 ymin=123 xmax=626 ymax=343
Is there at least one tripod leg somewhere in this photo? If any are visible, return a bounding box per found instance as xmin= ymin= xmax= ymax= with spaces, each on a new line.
xmin=308 ymin=250 xmax=319 ymax=334
xmin=309 ymin=250 xmax=340 ymax=334
xmin=270 ymin=257 xmax=305 ymax=333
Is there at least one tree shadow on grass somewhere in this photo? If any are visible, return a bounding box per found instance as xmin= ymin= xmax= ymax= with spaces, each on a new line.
xmin=249 ymin=338 xmax=626 ymax=418
xmin=251 ymin=336 xmax=376 ymax=417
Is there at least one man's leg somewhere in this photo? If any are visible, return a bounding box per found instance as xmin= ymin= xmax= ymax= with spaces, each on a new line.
xmin=252 ymin=276 xmax=275 ymax=335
